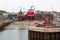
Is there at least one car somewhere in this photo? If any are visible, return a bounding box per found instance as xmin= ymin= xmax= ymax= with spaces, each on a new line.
xmin=57 ymin=16 xmax=60 ymax=21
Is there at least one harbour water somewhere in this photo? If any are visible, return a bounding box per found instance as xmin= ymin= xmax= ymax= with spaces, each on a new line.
xmin=0 ymin=21 xmax=60 ymax=40
xmin=0 ymin=24 xmax=28 ymax=40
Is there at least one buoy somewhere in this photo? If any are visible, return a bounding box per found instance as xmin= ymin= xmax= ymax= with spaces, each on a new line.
xmin=45 ymin=25 xmax=48 ymax=30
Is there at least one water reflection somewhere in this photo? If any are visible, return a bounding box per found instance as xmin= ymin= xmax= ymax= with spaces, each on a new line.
xmin=0 ymin=24 xmax=28 ymax=40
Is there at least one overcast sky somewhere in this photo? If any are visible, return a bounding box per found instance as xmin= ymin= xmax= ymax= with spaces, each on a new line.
xmin=0 ymin=0 xmax=60 ymax=12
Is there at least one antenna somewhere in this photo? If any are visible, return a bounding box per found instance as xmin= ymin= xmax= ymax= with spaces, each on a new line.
xmin=30 ymin=5 xmax=35 ymax=10
xmin=19 ymin=7 xmax=23 ymax=14
xmin=20 ymin=7 xmax=21 ymax=11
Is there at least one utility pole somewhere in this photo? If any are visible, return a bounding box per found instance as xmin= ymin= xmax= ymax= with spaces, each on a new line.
xmin=51 ymin=5 xmax=53 ymax=14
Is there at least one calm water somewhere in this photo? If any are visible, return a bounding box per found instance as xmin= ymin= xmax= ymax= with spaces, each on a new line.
xmin=0 ymin=24 xmax=28 ymax=40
